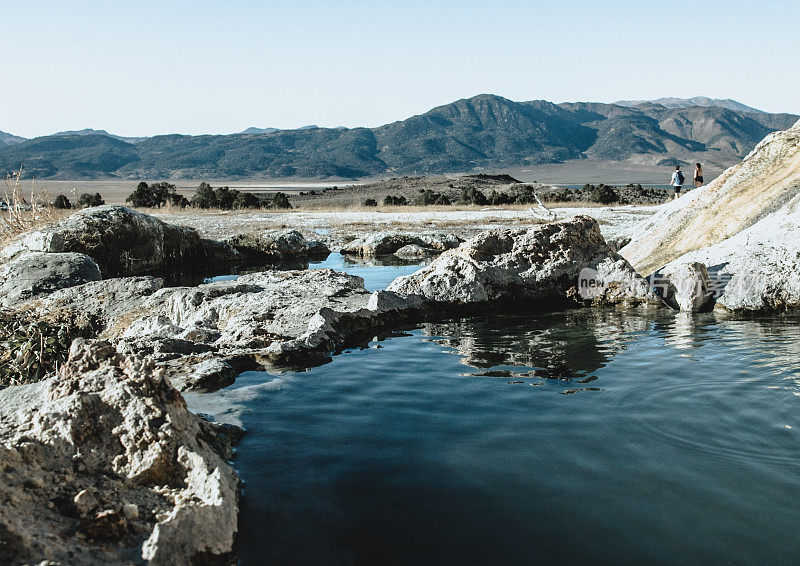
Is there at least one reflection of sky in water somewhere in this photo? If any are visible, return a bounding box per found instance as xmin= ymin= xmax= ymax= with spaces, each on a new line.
xmin=189 ymin=308 xmax=800 ymax=565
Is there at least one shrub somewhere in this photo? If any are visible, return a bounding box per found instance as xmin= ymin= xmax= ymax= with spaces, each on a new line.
xmin=234 ymin=191 xmax=262 ymax=209
xmin=363 ymin=198 xmax=377 ymax=207
xmin=383 ymin=195 xmax=408 ymax=206
xmin=270 ymin=192 xmax=292 ymax=209
xmin=589 ymin=184 xmax=619 ymax=204
xmin=488 ymin=190 xmax=513 ymax=205
xmin=77 ymin=192 xmax=105 ymax=208
xmin=415 ymin=190 xmax=450 ymax=206
xmin=126 ymin=181 xmax=188 ymax=208
xmin=0 ymin=308 xmax=98 ymax=385
xmin=52 ymin=194 xmax=72 ymax=209
xmin=461 ymin=188 xmax=488 ymax=205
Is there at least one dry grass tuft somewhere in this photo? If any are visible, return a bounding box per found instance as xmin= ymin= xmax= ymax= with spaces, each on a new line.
xmin=1 ymin=168 xmax=67 ymax=245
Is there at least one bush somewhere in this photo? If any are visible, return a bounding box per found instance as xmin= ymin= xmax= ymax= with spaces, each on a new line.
xmin=270 ymin=192 xmax=292 ymax=209
xmin=0 ymin=308 xmax=98 ymax=385
xmin=126 ymin=181 xmax=188 ymax=208
xmin=234 ymin=191 xmax=262 ymax=209
xmin=461 ymin=188 xmax=488 ymax=205
xmin=77 ymin=193 xmax=105 ymax=208
xmin=363 ymin=198 xmax=377 ymax=207
xmin=52 ymin=195 xmax=72 ymax=209
xmin=415 ymin=190 xmax=450 ymax=206
xmin=589 ymin=184 xmax=619 ymax=204
xmin=488 ymin=190 xmax=513 ymax=205
xmin=383 ymin=195 xmax=408 ymax=206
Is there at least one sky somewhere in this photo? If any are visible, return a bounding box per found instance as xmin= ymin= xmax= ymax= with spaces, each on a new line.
xmin=2 ymin=0 xmax=799 ymax=138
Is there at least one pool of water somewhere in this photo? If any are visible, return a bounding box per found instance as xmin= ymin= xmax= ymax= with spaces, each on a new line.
xmin=187 ymin=266 xmax=800 ymax=565
xmin=159 ymin=253 xmax=429 ymax=290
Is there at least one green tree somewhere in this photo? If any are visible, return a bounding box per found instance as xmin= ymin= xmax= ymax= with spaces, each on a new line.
xmin=126 ymin=182 xmax=188 ymax=208
xmin=77 ymin=193 xmax=105 ymax=207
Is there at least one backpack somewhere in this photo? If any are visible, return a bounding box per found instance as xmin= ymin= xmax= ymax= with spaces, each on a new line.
xmin=676 ymin=170 xmax=685 ymax=185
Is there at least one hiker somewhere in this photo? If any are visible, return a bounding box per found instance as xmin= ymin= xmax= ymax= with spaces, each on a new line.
xmin=671 ymin=165 xmax=685 ymax=199
xmin=693 ymin=163 xmax=704 ymax=187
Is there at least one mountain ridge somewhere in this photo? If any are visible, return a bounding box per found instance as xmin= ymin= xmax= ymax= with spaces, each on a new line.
xmin=1 ymin=95 xmax=797 ymax=179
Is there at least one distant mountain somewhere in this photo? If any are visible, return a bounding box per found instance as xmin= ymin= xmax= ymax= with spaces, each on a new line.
xmin=0 ymin=130 xmax=26 ymax=147
xmin=240 ymin=127 xmax=280 ymax=135
xmin=51 ymin=128 xmax=146 ymax=144
xmin=615 ymin=97 xmax=765 ymax=114
xmin=1 ymin=95 xmax=797 ymax=179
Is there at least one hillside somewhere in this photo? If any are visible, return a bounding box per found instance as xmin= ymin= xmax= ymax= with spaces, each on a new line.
xmin=0 ymin=94 xmax=797 ymax=179
xmin=0 ymin=130 xmax=26 ymax=147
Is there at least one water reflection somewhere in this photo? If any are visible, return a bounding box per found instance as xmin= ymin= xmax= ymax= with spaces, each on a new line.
xmin=421 ymin=309 xmax=652 ymax=383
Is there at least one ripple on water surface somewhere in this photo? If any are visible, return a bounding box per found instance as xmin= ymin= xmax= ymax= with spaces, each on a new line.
xmin=187 ymin=293 xmax=800 ymax=565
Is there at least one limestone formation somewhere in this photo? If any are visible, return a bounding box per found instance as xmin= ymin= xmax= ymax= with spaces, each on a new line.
xmin=0 ymin=252 xmax=102 ymax=306
xmin=659 ymin=262 xmax=712 ymax=312
xmin=0 ymin=205 xmax=205 ymax=277
xmin=341 ymin=232 xmax=462 ymax=257
xmin=387 ymin=216 xmax=660 ymax=308
xmin=621 ymin=119 xmax=800 ymax=311
xmin=0 ymin=339 xmax=239 ymax=565
xmin=226 ymin=229 xmax=330 ymax=261
xmin=621 ymin=119 xmax=800 ymax=276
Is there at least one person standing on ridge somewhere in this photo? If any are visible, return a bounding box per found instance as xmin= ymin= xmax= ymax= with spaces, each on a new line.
xmin=671 ymin=165 xmax=685 ymax=199
xmin=693 ymin=163 xmax=704 ymax=188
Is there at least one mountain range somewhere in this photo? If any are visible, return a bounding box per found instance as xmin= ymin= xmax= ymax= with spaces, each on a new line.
xmin=1 ymin=95 xmax=796 ymax=180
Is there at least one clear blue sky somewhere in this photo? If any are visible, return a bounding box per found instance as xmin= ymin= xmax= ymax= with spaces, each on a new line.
xmin=2 ymin=0 xmax=798 ymax=138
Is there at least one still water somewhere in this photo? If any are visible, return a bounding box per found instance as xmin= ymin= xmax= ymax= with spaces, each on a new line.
xmin=188 ymin=264 xmax=800 ymax=565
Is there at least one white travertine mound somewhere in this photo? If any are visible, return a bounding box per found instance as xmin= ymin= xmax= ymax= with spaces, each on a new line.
xmin=621 ymin=120 xmax=800 ymax=276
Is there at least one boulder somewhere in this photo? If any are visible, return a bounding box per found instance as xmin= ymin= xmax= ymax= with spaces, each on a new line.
xmin=0 ymin=206 xmax=205 ymax=277
xmin=0 ymin=339 xmax=239 ymax=565
xmin=226 ymin=229 xmax=330 ymax=261
xmin=0 ymin=252 xmax=101 ymax=306
xmin=394 ymin=244 xmax=436 ymax=258
xmin=341 ymin=232 xmax=462 ymax=257
xmin=659 ymin=262 xmax=712 ymax=312
xmin=387 ymin=216 xmax=660 ymax=308
xmin=32 ymin=276 xmax=165 ymax=331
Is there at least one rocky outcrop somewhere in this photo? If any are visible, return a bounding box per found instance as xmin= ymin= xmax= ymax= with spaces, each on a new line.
xmin=387 ymin=216 xmax=660 ymax=308
xmin=4 ymin=217 xmax=667 ymax=391
xmin=0 ymin=252 xmax=101 ymax=306
xmin=32 ymin=276 xmax=165 ymax=330
xmin=341 ymin=232 xmax=462 ymax=257
xmin=621 ymin=119 xmax=800 ymax=312
xmin=107 ymin=269 xmax=422 ymax=389
xmin=0 ymin=206 xmax=206 ymax=277
xmin=621 ymin=119 xmax=800 ymax=276
xmin=0 ymin=339 xmax=239 ymax=565
xmin=226 ymin=229 xmax=330 ymax=261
